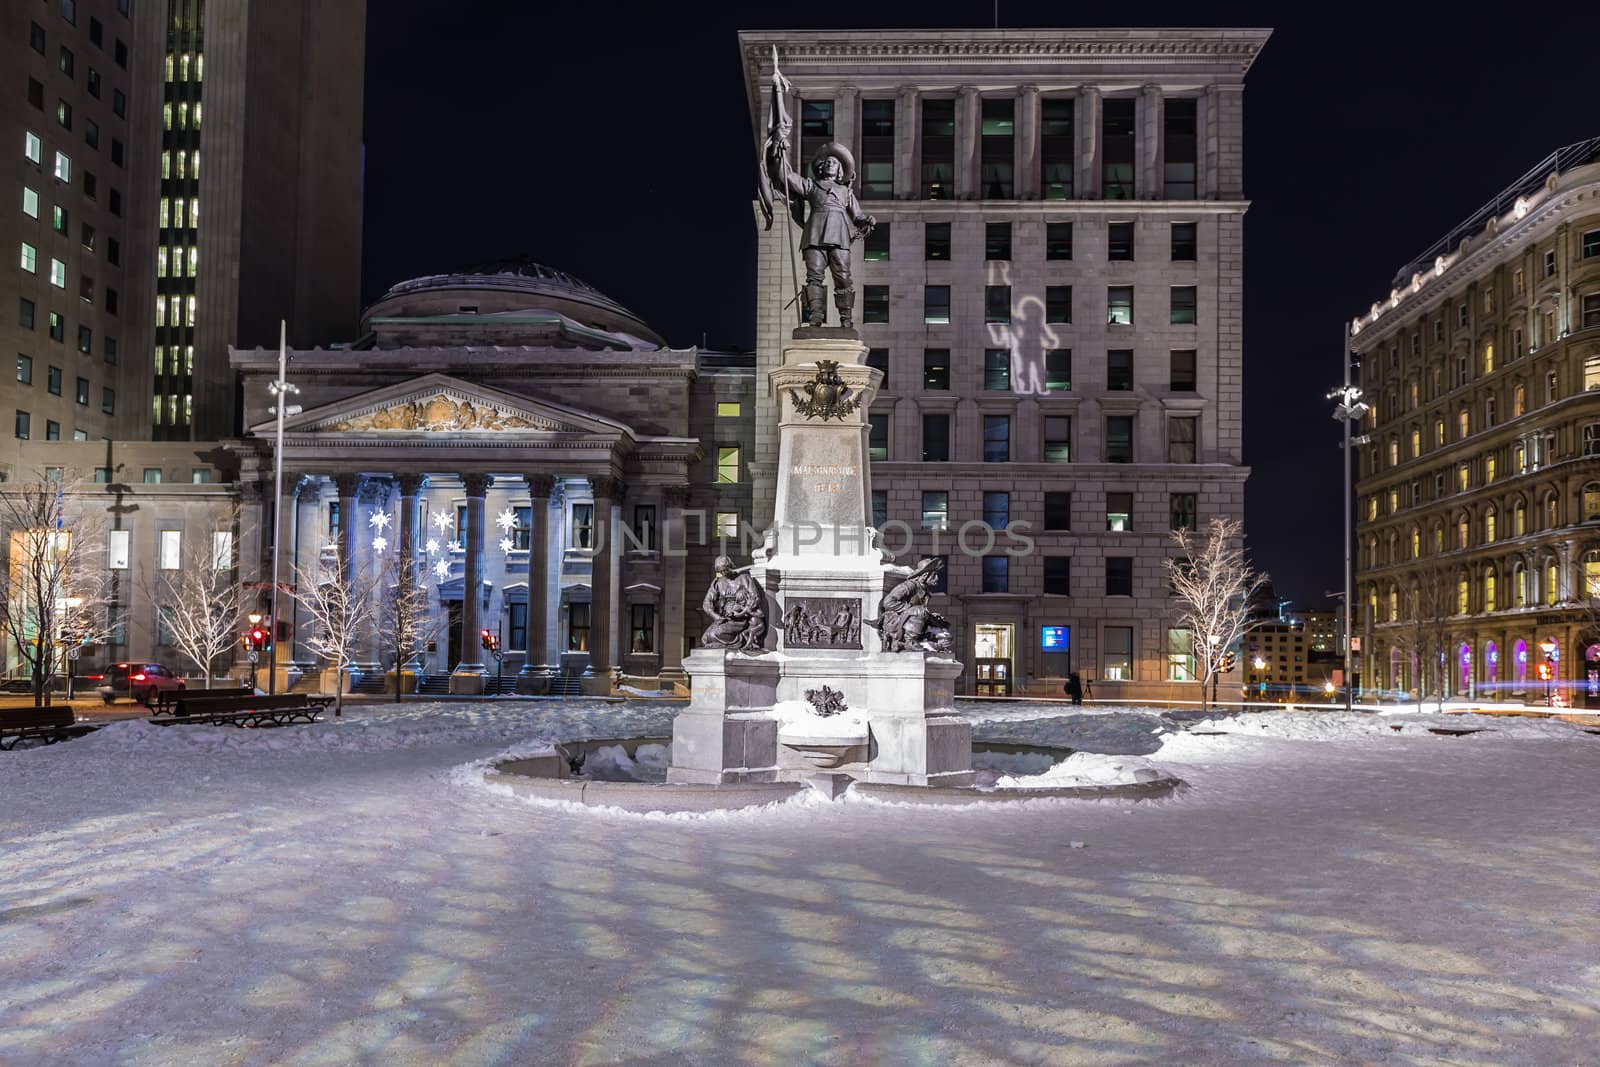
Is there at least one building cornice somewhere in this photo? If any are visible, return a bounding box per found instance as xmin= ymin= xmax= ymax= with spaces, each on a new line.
xmin=1350 ymin=167 xmax=1600 ymax=348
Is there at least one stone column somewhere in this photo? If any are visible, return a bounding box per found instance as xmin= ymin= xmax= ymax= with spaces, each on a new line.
xmin=583 ymin=475 xmax=621 ymax=693
xmin=659 ymin=485 xmax=692 ymax=688
xmin=834 ymin=86 xmax=859 ymax=162
xmin=1078 ymin=86 xmax=1101 ymax=200
xmin=955 ymin=86 xmax=980 ymax=200
xmin=518 ymin=473 xmax=556 ymax=694
xmin=1140 ymin=84 xmax=1163 ymax=200
xmin=450 ymin=473 xmax=491 ymax=693
xmin=394 ymin=473 xmax=425 ymax=685
xmin=894 ymin=86 xmax=918 ymax=200
xmin=1017 ymin=85 xmax=1040 ymax=201
xmin=332 ymin=473 xmax=363 ymax=587
xmin=1201 ymin=84 xmax=1218 ymax=200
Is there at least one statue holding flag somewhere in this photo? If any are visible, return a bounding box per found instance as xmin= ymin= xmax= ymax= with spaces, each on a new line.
xmin=757 ymin=48 xmax=876 ymax=331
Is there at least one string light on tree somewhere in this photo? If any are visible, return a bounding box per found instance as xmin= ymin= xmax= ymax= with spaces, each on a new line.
xmin=425 ymin=537 xmax=440 ymax=556
xmin=499 ymin=536 xmax=514 ymax=554
xmin=432 ymin=558 xmax=451 ymax=580
xmin=372 ymin=536 xmax=388 ymax=555
xmin=432 ymin=511 xmax=454 ymax=534
xmin=368 ymin=510 xmax=391 ymax=532
xmin=495 ymin=507 xmax=517 ymax=535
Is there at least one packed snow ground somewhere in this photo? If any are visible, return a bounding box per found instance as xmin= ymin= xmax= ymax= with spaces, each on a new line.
xmin=3 ymin=699 xmax=1599 ymax=1065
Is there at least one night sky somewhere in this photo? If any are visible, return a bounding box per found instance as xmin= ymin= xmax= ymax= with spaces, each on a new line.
xmin=360 ymin=2 xmax=1599 ymax=611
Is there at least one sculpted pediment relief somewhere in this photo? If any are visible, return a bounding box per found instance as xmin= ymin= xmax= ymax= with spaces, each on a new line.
xmin=267 ymin=373 xmax=636 ymax=439
xmin=328 ymin=393 xmax=554 ymax=433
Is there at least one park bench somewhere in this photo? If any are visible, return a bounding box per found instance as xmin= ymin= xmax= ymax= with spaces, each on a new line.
xmin=0 ymin=707 xmax=100 ymax=750
xmin=153 ymin=687 xmax=253 ymax=717
xmin=148 ymin=692 xmax=333 ymax=729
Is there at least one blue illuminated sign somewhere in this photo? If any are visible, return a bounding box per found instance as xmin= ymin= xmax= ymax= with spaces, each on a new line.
xmin=1041 ymin=626 xmax=1069 ymax=651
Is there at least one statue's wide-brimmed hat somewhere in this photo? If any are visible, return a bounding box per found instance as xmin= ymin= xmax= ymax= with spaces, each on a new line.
xmin=909 ymin=556 xmax=945 ymax=581
xmin=811 ymin=141 xmax=857 ymax=186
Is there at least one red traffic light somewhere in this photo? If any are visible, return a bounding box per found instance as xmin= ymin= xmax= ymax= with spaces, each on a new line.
xmin=479 ymin=628 xmax=497 ymax=651
xmin=250 ymin=628 xmax=267 ymax=648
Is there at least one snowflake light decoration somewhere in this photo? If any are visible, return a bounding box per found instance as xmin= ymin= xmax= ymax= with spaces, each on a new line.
xmin=425 ymin=537 xmax=440 ymax=555
xmin=499 ymin=537 xmax=514 ymax=553
xmin=495 ymin=507 xmax=517 ymax=534
xmin=432 ymin=558 xmax=451 ymax=580
xmin=371 ymin=536 xmax=388 ymax=555
xmin=432 ymin=511 xmax=454 ymax=533
xmin=368 ymin=510 xmax=391 ymax=532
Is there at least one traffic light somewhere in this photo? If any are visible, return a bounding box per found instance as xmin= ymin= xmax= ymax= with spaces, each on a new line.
xmin=1537 ymin=662 xmax=1552 ymax=681
xmin=480 ymin=628 xmax=497 ymax=652
xmin=1219 ymin=650 xmax=1237 ymax=672
xmin=249 ymin=626 xmax=267 ymax=651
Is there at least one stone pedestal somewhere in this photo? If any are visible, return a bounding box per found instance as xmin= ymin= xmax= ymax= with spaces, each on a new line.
xmin=671 ymin=333 xmax=974 ymax=788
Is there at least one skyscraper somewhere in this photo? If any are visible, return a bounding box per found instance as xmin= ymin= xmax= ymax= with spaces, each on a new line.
xmin=4 ymin=0 xmax=150 ymax=452
xmin=132 ymin=0 xmax=366 ymax=441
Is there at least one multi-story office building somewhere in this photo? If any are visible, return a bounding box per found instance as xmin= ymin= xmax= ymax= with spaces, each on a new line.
xmin=3 ymin=0 xmax=365 ymax=470
xmin=132 ymin=0 xmax=366 ymax=441
xmin=739 ymin=29 xmax=1269 ymax=696
xmin=1352 ymin=138 xmax=1600 ymax=706
xmin=4 ymin=0 xmax=154 ymax=451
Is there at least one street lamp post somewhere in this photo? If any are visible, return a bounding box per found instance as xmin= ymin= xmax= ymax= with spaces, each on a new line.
xmin=1330 ymin=323 xmax=1370 ymax=714
xmin=1540 ymin=638 xmax=1557 ymax=707
xmin=266 ymin=321 xmax=301 ymax=696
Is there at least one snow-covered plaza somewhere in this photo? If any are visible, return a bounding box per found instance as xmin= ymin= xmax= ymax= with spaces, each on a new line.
xmin=3 ymin=700 xmax=1598 ymax=1065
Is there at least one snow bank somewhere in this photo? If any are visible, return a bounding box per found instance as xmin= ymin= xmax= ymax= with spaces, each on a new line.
xmin=971 ymin=749 xmax=1164 ymax=791
xmin=1178 ymin=709 xmax=1586 ymax=743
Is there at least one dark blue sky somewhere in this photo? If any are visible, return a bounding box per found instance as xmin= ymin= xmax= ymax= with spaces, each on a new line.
xmin=361 ymin=1 xmax=1600 ymax=609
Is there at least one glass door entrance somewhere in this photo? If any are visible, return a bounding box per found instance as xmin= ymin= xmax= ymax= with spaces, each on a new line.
xmin=974 ymin=623 xmax=1014 ymax=696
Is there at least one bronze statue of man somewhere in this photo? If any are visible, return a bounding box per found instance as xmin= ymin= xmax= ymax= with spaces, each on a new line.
xmin=758 ymin=53 xmax=875 ymax=329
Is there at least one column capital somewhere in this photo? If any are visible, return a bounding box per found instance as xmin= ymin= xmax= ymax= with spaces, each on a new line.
xmin=395 ymin=472 xmax=427 ymax=497
xmin=662 ymin=484 xmax=692 ymax=509
xmin=238 ymin=480 xmax=267 ymax=504
xmin=956 ymin=84 xmax=979 ymax=99
xmin=332 ymin=472 xmax=364 ymax=498
xmin=525 ymin=473 xmax=557 ymax=499
xmin=1019 ymin=84 xmax=1040 ymax=99
xmin=588 ymin=475 xmax=624 ymax=501
xmin=461 ymin=472 xmax=493 ymax=497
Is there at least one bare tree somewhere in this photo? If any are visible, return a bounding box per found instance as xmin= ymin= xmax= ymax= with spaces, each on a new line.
xmin=0 ymin=476 xmax=114 ymax=707
xmin=293 ymin=544 xmax=380 ymax=716
xmin=139 ymin=509 xmax=240 ymax=689
xmin=1388 ymin=558 xmax=1454 ymax=713
xmin=1166 ymin=517 xmax=1267 ymax=712
xmin=380 ymin=557 xmax=436 ymax=703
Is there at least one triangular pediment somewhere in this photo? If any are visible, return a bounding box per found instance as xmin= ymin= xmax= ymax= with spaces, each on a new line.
xmin=257 ymin=374 xmax=636 ymax=438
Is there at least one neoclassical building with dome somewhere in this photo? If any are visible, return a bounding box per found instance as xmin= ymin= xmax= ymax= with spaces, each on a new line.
xmin=5 ymin=260 xmax=757 ymax=693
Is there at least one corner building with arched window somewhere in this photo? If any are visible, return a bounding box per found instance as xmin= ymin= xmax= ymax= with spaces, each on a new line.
xmin=1353 ymin=138 xmax=1600 ymax=706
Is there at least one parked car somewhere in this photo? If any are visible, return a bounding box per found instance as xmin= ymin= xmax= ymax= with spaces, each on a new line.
xmin=95 ymin=662 xmax=186 ymax=705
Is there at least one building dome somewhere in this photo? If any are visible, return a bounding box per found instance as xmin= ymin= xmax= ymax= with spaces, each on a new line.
xmin=364 ymin=255 xmax=664 ymax=347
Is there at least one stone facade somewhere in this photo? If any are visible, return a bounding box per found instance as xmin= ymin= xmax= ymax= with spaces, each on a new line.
xmin=1351 ymin=140 xmax=1600 ymax=706
xmin=739 ymin=29 xmax=1268 ymax=697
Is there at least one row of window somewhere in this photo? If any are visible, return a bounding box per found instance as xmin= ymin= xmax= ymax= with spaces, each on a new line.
xmin=1371 ymin=296 xmax=1600 ymax=428
xmin=19 ymin=186 xmax=122 ymax=264
xmin=867 ymin=412 xmax=1198 ymax=465
xmin=18 ymin=242 xmax=120 ymax=313
xmin=1369 ymin=556 xmax=1583 ymax=623
xmin=1365 ymin=425 xmax=1594 ymax=522
xmin=1365 ymin=479 xmax=1600 ymax=565
xmin=806 ymin=93 xmax=1198 ymax=201
xmin=23 ymin=132 xmax=124 ymax=215
xmin=13 ymin=412 xmax=91 ymax=441
xmin=865 ymin=221 xmax=1198 ymax=263
xmin=891 ymin=490 xmax=1199 ymax=534
xmin=866 ymin=347 xmax=1198 ymax=393
xmin=17 ymin=299 xmax=119 ymax=362
xmin=857 ymin=284 xmax=1199 ymax=327
xmin=25 ymin=78 xmax=127 ymax=161
xmin=106 ymin=528 xmax=234 ymax=573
